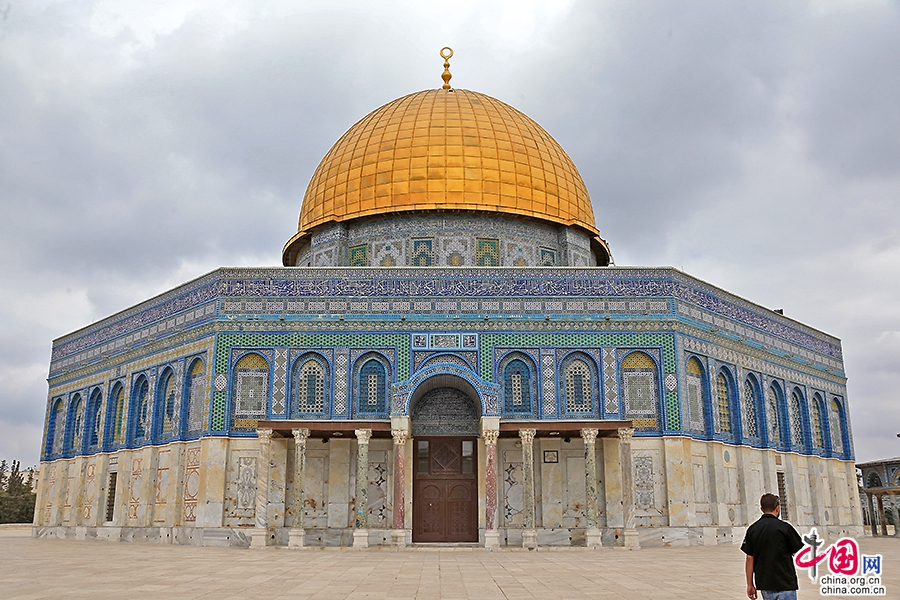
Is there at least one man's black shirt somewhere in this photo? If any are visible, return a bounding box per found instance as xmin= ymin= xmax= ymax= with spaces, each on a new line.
xmin=741 ymin=514 xmax=804 ymax=591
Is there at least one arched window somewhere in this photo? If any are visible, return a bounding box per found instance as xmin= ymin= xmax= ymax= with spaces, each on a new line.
xmin=503 ymin=358 xmax=534 ymax=414
xmin=66 ymin=394 xmax=85 ymax=455
xmin=293 ymin=356 xmax=328 ymax=416
xmin=46 ymin=398 xmax=64 ymax=458
xmin=108 ymin=383 xmax=126 ymax=446
xmin=185 ymin=359 xmax=206 ymax=435
xmin=233 ymin=353 xmax=269 ymax=425
xmin=563 ymin=357 xmax=594 ymax=414
xmin=830 ymin=398 xmax=845 ymax=455
xmin=685 ymin=357 xmax=706 ymax=433
xmin=87 ymin=389 xmax=103 ymax=450
xmin=157 ymin=369 xmax=178 ymax=439
xmin=789 ymin=389 xmax=805 ymax=450
xmin=621 ymin=351 xmax=658 ymax=428
xmin=742 ymin=378 xmax=759 ymax=438
xmin=357 ymin=357 xmax=387 ymax=415
xmin=811 ymin=393 xmax=825 ymax=450
xmin=766 ymin=385 xmax=782 ymax=445
xmin=714 ymin=373 xmax=732 ymax=434
xmin=131 ymin=377 xmax=150 ymax=443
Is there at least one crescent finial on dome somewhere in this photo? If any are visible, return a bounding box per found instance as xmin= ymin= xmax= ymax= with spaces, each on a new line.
xmin=440 ymin=47 xmax=453 ymax=89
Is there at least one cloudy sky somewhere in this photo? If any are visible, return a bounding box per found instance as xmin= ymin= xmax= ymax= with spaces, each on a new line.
xmin=2 ymin=0 xmax=899 ymax=468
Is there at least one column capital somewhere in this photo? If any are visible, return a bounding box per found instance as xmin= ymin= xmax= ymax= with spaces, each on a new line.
xmin=391 ymin=429 xmax=409 ymax=445
xmin=580 ymin=428 xmax=599 ymax=445
xmin=518 ymin=428 xmax=536 ymax=445
xmin=483 ymin=429 xmax=500 ymax=446
xmin=256 ymin=428 xmax=274 ymax=444
xmin=292 ymin=428 xmax=311 ymax=445
xmin=355 ymin=429 xmax=372 ymax=444
xmin=617 ymin=427 xmax=635 ymax=442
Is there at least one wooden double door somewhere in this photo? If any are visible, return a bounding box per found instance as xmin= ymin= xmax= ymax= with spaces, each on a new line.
xmin=412 ymin=437 xmax=478 ymax=542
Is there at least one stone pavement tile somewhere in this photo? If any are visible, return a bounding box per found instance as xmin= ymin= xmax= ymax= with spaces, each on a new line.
xmin=1 ymin=530 xmax=898 ymax=600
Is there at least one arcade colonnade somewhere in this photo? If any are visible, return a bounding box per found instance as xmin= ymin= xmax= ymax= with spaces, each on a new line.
xmin=252 ymin=420 xmax=639 ymax=549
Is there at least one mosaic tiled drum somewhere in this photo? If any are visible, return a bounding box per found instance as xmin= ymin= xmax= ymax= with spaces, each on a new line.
xmin=34 ymin=54 xmax=863 ymax=549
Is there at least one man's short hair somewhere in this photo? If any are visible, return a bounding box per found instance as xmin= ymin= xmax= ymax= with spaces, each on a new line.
xmin=760 ymin=493 xmax=780 ymax=512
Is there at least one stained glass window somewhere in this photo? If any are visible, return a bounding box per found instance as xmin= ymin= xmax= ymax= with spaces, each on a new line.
xmin=622 ymin=352 xmax=658 ymax=428
xmin=234 ymin=353 xmax=269 ymax=421
xmin=186 ymin=359 xmax=206 ymax=435
xmin=742 ymin=379 xmax=759 ymax=438
xmin=88 ymin=389 xmax=103 ymax=449
xmin=132 ymin=378 xmax=150 ymax=441
xmin=830 ymin=398 xmax=844 ymax=455
xmin=715 ymin=373 xmax=731 ymax=434
xmin=685 ymin=357 xmax=705 ymax=432
xmin=789 ymin=390 xmax=804 ymax=449
xmin=766 ymin=386 xmax=781 ymax=444
xmin=811 ymin=394 xmax=824 ymax=449
xmin=503 ymin=358 xmax=533 ymax=414
xmin=295 ymin=357 xmax=327 ymax=415
xmin=565 ymin=358 xmax=594 ymax=413
xmin=357 ymin=358 xmax=387 ymax=415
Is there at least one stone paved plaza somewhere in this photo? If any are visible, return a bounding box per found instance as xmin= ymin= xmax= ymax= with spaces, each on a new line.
xmin=1 ymin=527 xmax=897 ymax=599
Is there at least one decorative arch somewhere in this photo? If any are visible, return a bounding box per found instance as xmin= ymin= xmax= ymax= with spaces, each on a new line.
xmin=184 ymin=358 xmax=207 ymax=436
xmin=741 ymin=374 xmax=761 ymax=440
xmin=789 ymin=387 xmax=807 ymax=451
xmin=810 ymin=392 xmax=828 ymax=451
xmin=291 ymin=353 xmax=330 ymax=417
xmin=684 ymin=356 xmax=707 ymax=434
xmin=499 ymin=352 xmax=537 ymax=416
xmin=86 ymin=388 xmax=103 ymax=450
xmin=354 ymin=353 xmax=390 ymax=417
xmin=130 ymin=375 xmax=151 ymax=444
xmin=866 ymin=472 xmax=883 ymax=489
xmin=65 ymin=393 xmax=85 ymax=456
xmin=714 ymin=369 xmax=734 ymax=436
xmin=562 ymin=351 xmax=600 ymax=416
xmin=395 ymin=364 xmax=498 ymax=417
xmin=105 ymin=382 xmax=126 ymax=448
xmin=620 ymin=351 xmax=659 ymax=428
xmin=156 ymin=367 xmax=178 ymax=440
xmin=46 ymin=398 xmax=64 ymax=458
xmin=232 ymin=352 xmax=270 ymax=426
xmin=411 ymin=387 xmax=480 ymax=437
xmin=765 ymin=383 xmax=785 ymax=447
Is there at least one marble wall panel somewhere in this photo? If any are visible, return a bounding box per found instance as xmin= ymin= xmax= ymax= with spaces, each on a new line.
xmin=501 ymin=446 xmax=523 ymax=528
xmin=327 ymin=440 xmax=351 ymax=529
xmin=303 ymin=451 xmax=329 ymax=528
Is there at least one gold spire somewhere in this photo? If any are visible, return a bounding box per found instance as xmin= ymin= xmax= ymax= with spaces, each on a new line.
xmin=440 ymin=47 xmax=453 ymax=89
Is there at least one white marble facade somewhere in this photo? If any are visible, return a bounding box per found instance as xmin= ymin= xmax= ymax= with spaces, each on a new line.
xmin=33 ymin=430 xmax=864 ymax=548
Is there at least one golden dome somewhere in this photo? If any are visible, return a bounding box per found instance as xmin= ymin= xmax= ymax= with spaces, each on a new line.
xmin=284 ymin=88 xmax=605 ymax=265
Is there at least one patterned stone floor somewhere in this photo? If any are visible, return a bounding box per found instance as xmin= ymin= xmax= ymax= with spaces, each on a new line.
xmin=1 ymin=527 xmax=897 ymax=599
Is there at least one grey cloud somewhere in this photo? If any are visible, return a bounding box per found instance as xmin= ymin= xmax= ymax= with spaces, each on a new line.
xmin=1 ymin=1 xmax=899 ymax=466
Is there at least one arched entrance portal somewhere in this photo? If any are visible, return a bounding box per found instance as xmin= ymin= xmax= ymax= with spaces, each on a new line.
xmin=411 ymin=386 xmax=480 ymax=543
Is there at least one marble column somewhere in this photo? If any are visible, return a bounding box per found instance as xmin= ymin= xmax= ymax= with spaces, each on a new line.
xmin=391 ymin=428 xmax=408 ymax=547
xmin=519 ymin=428 xmax=537 ymax=549
xmin=353 ymin=429 xmax=372 ymax=549
xmin=288 ymin=428 xmax=310 ymax=549
xmin=892 ymin=500 xmax=900 ymax=537
xmin=483 ymin=428 xmax=500 ymax=549
xmin=250 ymin=428 xmax=273 ymax=549
xmin=867 ymin=493 xmax=877 ymax=536
xmin=877 ymin=494 xmax=888 ymax=536
xmin=581 ymin=428 xmax=602 ymax=548
xmin=618 ymin=427 xmax=639 ymax=548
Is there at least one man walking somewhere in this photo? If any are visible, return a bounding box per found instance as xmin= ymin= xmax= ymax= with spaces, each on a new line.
xmin=741 ymin=493 xmax=804 ymax=600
